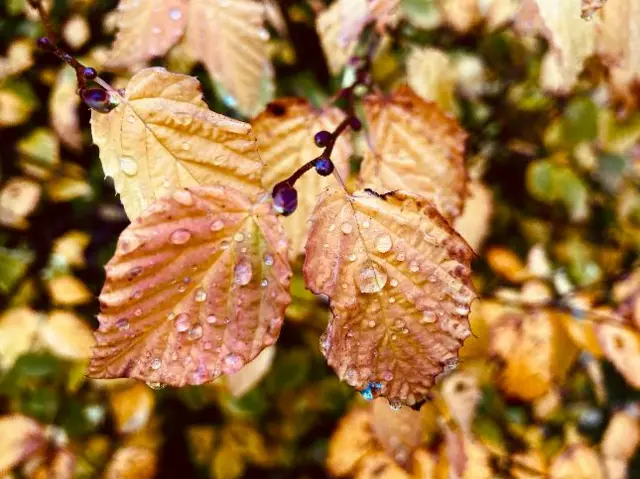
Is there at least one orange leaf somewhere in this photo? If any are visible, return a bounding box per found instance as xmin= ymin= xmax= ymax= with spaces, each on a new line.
xmin=106 ymin=0 xmax=188 ymax=68
xmin=252 ymin=98 xmax=352 ymax=259
xmin=596 ymin=322 xmax=640 ymax=388
xmin=304 ymin=188 xmax=476 ymax=406
xmin=0 ymin=415 xmax=46 ymax=475
xmin=87 ymin=185 xmax=292 ymax=387
xmin=360 ymin=86 xmax=467 ymax=220
xmin=549 ymin=444 xmax=605 ymax=479
xmin=371 ymin=398 xmax=423 ymax=467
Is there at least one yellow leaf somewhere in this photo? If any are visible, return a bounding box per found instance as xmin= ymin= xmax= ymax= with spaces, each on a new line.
xmin=226 ymin=345 xmax=275 ymax=397
xmin=0 ymin=308 xmax=40 ymax=370
xmin=0 ymin=39 xmax=34 ymax=81
xmin=40 ymin=311 xmax=96 ymax=360
xmin=88 ymin=185 xmax=292 ymax=387
xmin=90 ymin=68 xmax=263 ymax=220
xmin=304 ymin=188 xmax=476 ymax=406
xmin=441 ymin=371 xmax=481 ymax=433
xmin=601 ymin=409 xmax=640 ymax=461
xmin=46 ymin=274 xmax=93 ymax=306
xmin=356 ymin=451 xmax=411 ymax=479
xmin=212 ymin=442 xmax=246 ymax=479
xmin=596 ymin=322 xmax=640 ymax=388
xmin=549 ymin=444 xmax=605 ymax=479
xmin=453 ymin=182 xmax=493 ymax=253
xmin=582 ymin=0 xmax=608 ymax=19
xmin=52 ymin=231 xmax=91 ymax=268
xmin=252 ymin=98 xmax=352 ymax=259
xmin=371 ymin=398 xmax=423 ymax=467
xmin=327 ymin=408 xmax=375 ymax=476
xmin=360 ymin=86 xmax=468 ymax=220
xmin=439 ymin=0 xmax=481 ymax=34
xmin=46 ymin=162 xmax=93 ymax=202
xmin=185 ymin=0 xmax=274 ymax=116
xmin=406 ymin=47 xmax=457 ymax=114
xmin=62 ymin=14 xmax=91 ymax=50
xmin=105 ymin=0 xmax=188 ymax=69
xmin=109 ymin=383 xmax=156 ymax=434
xmin=486 ymin=247 xmax=528 ymax=282
xmin=0 ymin=177 xmax=41 ymax=230
xmin=49 ymin=66 xmax=82 ymax=151
xmin=104 ymin=446 xmax=157 ymax=479
xmin=0 ymin=415 xmax=46 ymax=475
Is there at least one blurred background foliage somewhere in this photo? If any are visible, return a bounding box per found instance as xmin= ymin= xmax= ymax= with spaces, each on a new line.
xmin=1 ymin=0 xmax=640 ymax=478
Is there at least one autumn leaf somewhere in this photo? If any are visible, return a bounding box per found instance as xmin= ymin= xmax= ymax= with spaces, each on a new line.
xmin=252 ymin=98 xmax=352 ymax=259
xmin=596 ymin=0 xmax=640 ymax=83
xmin=87 ymin=185 xmax=292 ymax=387
xmin=453 ymin=182 xmax=493 ymax=253
xmin=40 ymin=310 xmax=96 ymax=360
xmin=316 ymin=0 xmax=400 ymax=74
xmin=304 ymin=188 xmax=476 ymax=406
xmin=0 ymin=415 xmax=46 ymax=475
xmin=406 ymin=46 xmax=457 ymax=114
xmin=549 ymin=444 xmax=606 ymax=479
xmin=370 ymin=398 xmax=423 ymax=467
xmin=91 ymin=68 xmax=263 ymax=220
xmin=226 ymin=345 xmax=275 ymax=397
xmin=105 ymin=0 xmax=188 ymax=69
xmin=104 ymin=446 xmax=157 ymax=479
xmin=49 ymin=66 xmax=82 ymax=151
xmin=185 ymin=0 xmax=273 ymax=116
xmin=0 ymin=308 xmax=40 ymax=370
xmin=360 ymin=85 xmax=467 ymax=220
xmin=596 ymin=321 xmax=640 ymax=388
xmin=109 ymin=383 xmax=155 ymax=434
xmin=582 ymin=0 xmax=608 ymax=19
xmin=326 ymin=408 xmax=374 ymax=477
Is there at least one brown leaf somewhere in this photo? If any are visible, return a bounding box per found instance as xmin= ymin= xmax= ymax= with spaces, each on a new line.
xmin=105 ymin=0 xmax=188 ymax=68
xmin=596 ymin=322 xmax=640 ymax=388
xmin=186 ymin=0 xmax=274 ymax=116
xmin=0 ymin=415 xmax=46 ymax=475
xmin=360 ymin=86 xmax=467 ymax=220
xmin=549 ymin=444 xmax=605 ymax=479
xmin=371 ymin=398 xmax=423 ymax=467
xmin=91 ymin=68 xmax=264 ymax=220
xmin=252 ymin=98 xmax=352 ymax=258
xmin=326 ymin=408 xmax=375 ymax=477
xmin=304 ymin=188 xmax=476 ymax=406
xmin=356 ymin=451 xmax=411 ymax=479
xmin=88 ymin=185 xmax=292 ymax=387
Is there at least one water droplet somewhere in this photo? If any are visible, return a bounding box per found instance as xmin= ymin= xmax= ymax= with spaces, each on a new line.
xmin=443 ymin=358 xmax=458 ymax=372
xmin=170 ymin=228 xmax=191 ymax=245
xmin=206 ymin=315 xmax=217 ymax=324
xmin=428 ymin=274 xmax=437 ymax=283
xmin=264 ymin=254 xmax=274 ymax=266
xmin=222 ymin=353 xmax=243 ymax=374
xmin=368 ymin=320 xmax=376 ymax=328
xmin=375 ymin=234 xmax=393 ymax=253
xmin=151 ymin=358 xmax=162 ymax=370
xmin=396 ymin=252 xmax=405 ymax=262
xmin=258 ymin=28 xmax=269 ymax=41
xmin=341 ymin=222 xmax=353 ymax=234
xmin=220 ymin=240 xmax=230 ymax=250
xmin=234 ymin=259 xmax=252 ymax=285
xmin=173 ymin=190 xmax=193 ymax=206
xmin=116 ymin=318 xmax=129 ymax=331
xmin=210 ymin=219 xmax=224 ymax=231
xmin=146 ymin=381 xmax=166 ymax=390
xmin=348 ymin=253 xmax=357 ymax=262
xmin=356 ymin=262 xmax=388 ymax=294
xmin=345 ymin=367 xmax=358 ymax=386
xmin=178 ymin=284 xmax=187 ymax=293
xmin=261 ymin=279 xmax=269 ymax=287
xmin=389 ymin=398 xmax=402 ymax=411
xmin=362 ymin=220 xmax=370 ymax=228
xmin=175 ymin=313 xmax=190 ymax=332
xmin=388 ymin=297 xmax=396 ymax=303
xmin=119 ymin=156 xmax=138 ymax=176
xmin=422 ymin=310 xmax=437 ymax=324
xmin=152 ymin=26 xmax=161 ymax=34
xmin=195 ymin=288 xmax=207 ymax=302
xmin=234 ymin=232 xmax=245 ymax=242
xmin=390 ymin=278 xmax=399 ymax=287
xmin=328 ymin=224 xmax=336 ymax=232
xmin=187 ymin=324 xmax=203 ymax=341
xmin=394 ymin=319 xmax=405 ymax=329
xmin=167 ymin=312 xmax=176 ymax=321
xmin=134 ymin=308 xmax=142 ymax=317
xmin=409 ymin=261 xmax=419 ymax=273
xmin=455 ymin=304 xmax=470 ymax=315
xmin=382 ymin=371 xmax=393 ymax=381
xmin=169 ymin=7 xmax=182 ymax=20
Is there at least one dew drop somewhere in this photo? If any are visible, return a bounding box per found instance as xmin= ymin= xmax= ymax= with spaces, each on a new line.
xmin=348 ymin=253 xmax=357 ymax=262
xmin=173 ymin=189 xmax=193 ymax=206
xmin=178 ymin=284 xmax=187 ymax=293
xmin=362 ymin=220 xmax=370 ymax=228
xmin=258 ymin=28 xmax=269 ymax=41
xmin=388 ymin=297 xmax=396 ymax=303
xmin=455 ymin=304 xmax=470 ymax=315
xmin=261 ymin=279 xmax=269 ymax=288
xmin=356 ymin=262 xmax=387 ymax=294
xmin=146 ymin=381 xmax=166 ymax=390
xmin=170 ymin=228 xmax=192 ymax=245
xmin=187 ymin=324 xmax=203 ymax=341
xmin=328 ymin=224 xmax=336 ymax=232
xmin=175 ymin=313 xmax=191 ymax=332
xmin=368 ymin=320 xmax=376 ymax=328
xmin=234 ymin=259 xmax=252 ymax=286
xmin=396 ymin=252 xmax=406 ymax=262
xmin=210 ymin=219 xmax=224 ymax=231
xmin=389 ymin=398 xmax=402 ymax=411
xmin=409 ymin=261 xmax=420 ymax=273
xmin=151 ymin=358 xmax=162 ymax=370
xmin=116 ymin=318 xmax=129 ymax=331
xmin=341 ymin=222 xmax=353 ymax=234
xmin=382 ymin=371 xmax=394 ymax=381
xmin=234 ymin=232 xmax=245 ymax=242
xmin=194 ymin=288 xmax=207 ymax=302
xmin=167 ymin=312 xmax=176 ymax=321
xmin=222 ymin=353 xmax=243 ymax=374
xmin=206 ymin=315 xmax=218 ymax=324
xmin=443 ymin=357 xmax=458 ymax=373
xmin=134 ymin=308 xmax=142 ymax=317
xmin=169 ymin=7 xmax=182 ymax=20
xmin=390 ymin=278 xmax=399 ymax=287
xmin=375 ymin=234 xmax=393 ymax=253
xmin=422 ymin=310 xmax=437 ymax=324
xmin=264 ymin=254 xmax=274 ymax=266
xmin=119 ymin=156 xmax=138 ymax=176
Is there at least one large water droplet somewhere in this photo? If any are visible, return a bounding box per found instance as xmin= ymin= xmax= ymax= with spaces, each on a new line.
xmin=187 ymin=324 xmax=203 ymax=341
xmin=173 ymin=190 xmax=193 ymax=206
xmin=264 ymin=254 xmax=274 ymax=266
xmin=151 ymin=358 xmax=162 ymax=370
xmin=210 ymin=219 xmax=224 ymax=232
xmin=119 ymin=156 xmax=138 ymax=176
xmin=170 ymin=228 xmax=192 ymax=245
xmin=375 ymin=234 xmax=393 ymax=253
xmin=222 ymin=353 xmax=243 ymax=374
xmin=175 ymin=313 xmax=191 ymax=332
xmin=341 ymin=222 xmax=353 ymax=234
xmin=356 ymin=262 xmax=388 ymax=294
xmin=194 ymin=288 xmax=207 ymax=302
xmin=206 ymin=314 xmax=218 ymax=324
xmin=234 ymin=259 xmax=252 ymax=285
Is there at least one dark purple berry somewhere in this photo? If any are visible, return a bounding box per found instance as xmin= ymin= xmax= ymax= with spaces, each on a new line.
xmin=272 ymin=182 xmax=298 ymax=216
xmin=82 ymin=67 xmax=98 ymax=80
xmin=314 ymin=157 xmax=334 ymax=176
xmin=37 ymin=37 xmax=53 ymax=50
xmin=314 ymin=130 xmax=332 ymax=148
xmin=349 ymin=117 xmax=362 ymax=131
xmin=80 ymin=87 xmax=118 ymax=114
